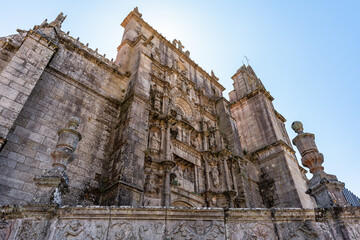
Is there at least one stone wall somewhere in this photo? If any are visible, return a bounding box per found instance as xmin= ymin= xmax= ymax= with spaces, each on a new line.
xmin=1 ymin=205 xmax=359 ymax=239
xmin=0 ymin=28 xmax=128 ymax=205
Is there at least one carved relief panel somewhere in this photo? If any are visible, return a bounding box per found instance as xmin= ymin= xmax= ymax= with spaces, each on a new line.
xmin=166 ymin=220 xmax=225 ymax=240
xmin=143 ymin=157 xmax=163 ymax=206
xmin=172 ymin=156 xmax=196 ymax=193
xmin=227 ymin=222 xmax=276 ymax=240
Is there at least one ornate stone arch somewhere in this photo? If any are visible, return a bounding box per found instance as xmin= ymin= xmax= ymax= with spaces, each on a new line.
xmin=174 ymin=97 xmax=193 ymax=119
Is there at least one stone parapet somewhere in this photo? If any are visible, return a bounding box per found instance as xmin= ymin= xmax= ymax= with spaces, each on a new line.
xmin=0 ymin=205 xmax=359 ymax=239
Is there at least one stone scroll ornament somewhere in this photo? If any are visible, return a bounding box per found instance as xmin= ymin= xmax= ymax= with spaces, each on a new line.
xmin=167 ymin=220 xmax=225 ymax=240
xmin=33 ymin=117 xmax=82 ymax=205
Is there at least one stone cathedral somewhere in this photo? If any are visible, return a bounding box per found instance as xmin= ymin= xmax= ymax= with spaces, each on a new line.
xmin=0 ymin=8 xmax=359 ymax=240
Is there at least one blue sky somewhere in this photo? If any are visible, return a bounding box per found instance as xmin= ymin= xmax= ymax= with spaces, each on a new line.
xmin=1 ymin=1 xmax=359 ymax=197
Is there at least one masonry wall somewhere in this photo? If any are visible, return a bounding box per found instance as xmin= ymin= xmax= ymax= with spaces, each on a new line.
xmin=0 ymin=34 xmax=127 ymax=205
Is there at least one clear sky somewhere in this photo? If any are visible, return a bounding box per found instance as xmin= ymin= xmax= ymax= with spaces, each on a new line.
xmin=1 ymin=1 xmax=359 ymax=197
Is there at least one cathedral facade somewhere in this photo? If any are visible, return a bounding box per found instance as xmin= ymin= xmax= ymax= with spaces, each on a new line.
xmin=0 ymin=8 xmax=359 ymax=240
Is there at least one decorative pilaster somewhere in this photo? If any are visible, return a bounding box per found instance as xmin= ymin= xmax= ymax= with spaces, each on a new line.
xmin=292 ymin=121 xmax=348 ymax=208
xmin=162 ymin=160 xmax=175 ymax=207
xmin=33 ymin=117 xmax=81 ymax=205
xmin=161 ymin=119 xmax=175 ymax=207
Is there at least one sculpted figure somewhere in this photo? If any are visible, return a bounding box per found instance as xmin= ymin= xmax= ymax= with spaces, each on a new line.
xmin=209 ymin=133 xmax=216 ymax=149
xmin=191 ymin=136 xmax=200 ymax=149
xmin=174 ymin=166 xmax=183 ymax=179
xmin=211 ymin=166 xmax=220 ymax=188
xmin=150 ymin=131 xmax=161 ymax=151
xmin=184 ymin=167 xmax=194 ymax=182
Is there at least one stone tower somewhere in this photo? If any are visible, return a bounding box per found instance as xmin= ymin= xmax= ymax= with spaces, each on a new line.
xmin=229 ymin=65 xmax=314 ymax=208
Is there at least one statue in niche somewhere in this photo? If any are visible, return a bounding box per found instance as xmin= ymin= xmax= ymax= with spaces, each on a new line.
xmin=202 ymin=121 xmax=208 ymax=132
xmin=174 ymin=166 xmax=183 ymax=179
xmin=170 ymin=125 xmax=179 ymax=139
xmin=182 ymin=129 xmax=189 ymax=143
xmin=151 ymin=85 xmax=162 ymax=113
xmin=183 ymin=167 xmax=194 ymax=182
xmin=211 ymin=165 xmax=220 ymax=188
xmin=191 ymin=136 xmax=200 ymax=149
xmin=208 ymin=133 xmax=216 ymax=149
xmin=144 ymin=174 xmax=158 ymax=195
xmin=173 ymin=59 xmax=179 ymax=71
xmin=149 ymin=130 xmax=161 ymax=152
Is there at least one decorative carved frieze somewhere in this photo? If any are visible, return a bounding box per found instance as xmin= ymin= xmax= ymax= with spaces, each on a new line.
xmin=167 ymin=220 xmax=225 ymax=240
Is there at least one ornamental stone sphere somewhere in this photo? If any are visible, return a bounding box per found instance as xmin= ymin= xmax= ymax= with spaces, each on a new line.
xmin=291 ymin=121 xmax=304 ymax=134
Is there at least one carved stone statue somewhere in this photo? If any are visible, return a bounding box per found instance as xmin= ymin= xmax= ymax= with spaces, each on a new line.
xmin=151 ymin=85 xmax=162 ymax=113
xmin=191 ymin=136 xmax=200 ymax=149
xmin=211 ymin=165 xmax=220 ymax=188
xmin=183 ymin=167 xmax=194 ymax=182
xmin=209 ymin=133 xmax=216 ymax=149
xmin=174 ymin=166 xmax=183 ymax=180
xmin=150 ymin=130 xmax=161 ymax=152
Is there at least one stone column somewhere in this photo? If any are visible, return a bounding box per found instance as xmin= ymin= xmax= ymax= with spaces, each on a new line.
xmin=33 ymin=117 xmax=81 ymax=205
xmin=162 ymin=161 xmax=175 ymax=207
xmin=161 ymin=120 xmax=175 ymax=207
xmin=223 ymin=158 xmax=231 ymax=191
xmin=292 ymin=121 xmax=349 ymax=208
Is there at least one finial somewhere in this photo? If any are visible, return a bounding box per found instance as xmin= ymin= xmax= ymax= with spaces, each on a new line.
xmin=133 ymin=7 xmax=142 ymax=17
xmin=291 ymin=121 xmax=304 ymax=135
xmin=40 ymin=19 xmax=48 ymax=27
xmin=49 ymin=12 xmax=67 ymax=28
xmin=244 ymin=55 xmax=250 ymax=65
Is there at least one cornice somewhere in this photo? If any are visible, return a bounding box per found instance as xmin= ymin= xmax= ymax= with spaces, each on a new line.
xmin=230 ymin=87 xmax=274 ymax=109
